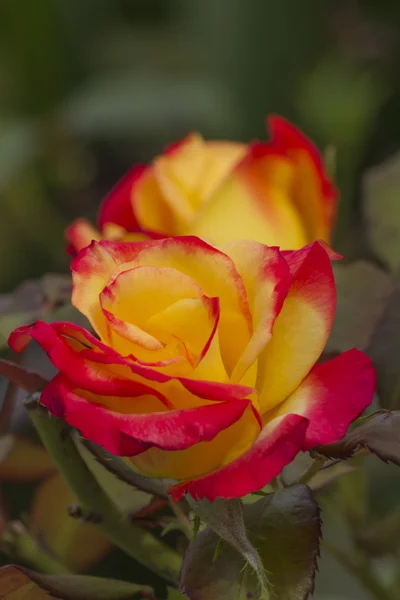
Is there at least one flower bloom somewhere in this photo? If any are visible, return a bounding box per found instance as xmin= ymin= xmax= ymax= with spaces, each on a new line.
xmin=9 ymin=237 xmax=374 ymax=500
xmin=66 ymin=116 xmax=336 ymax=254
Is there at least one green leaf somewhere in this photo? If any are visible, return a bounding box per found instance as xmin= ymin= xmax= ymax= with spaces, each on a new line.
xmin=314 ymin=411 xmax=400 ymax=465
xmin=328 ymin=261 xmax=393 ymax=353
xmin=182 ymin=485 xmax=321 ymax=600
xmin=187 ymin=497 xmax=269 ymax=596
xmin=366 ymin=285 xmax=400 ymax=410
xmin=0 ymin=565 xmax=154 ymax=599
xmin=363 ymin=152 xmax=400 ymax=272
xmin=0 ymin=274 xmax=78 ymax=350
xmin=328 ymin=261 xmax=400 ymax=410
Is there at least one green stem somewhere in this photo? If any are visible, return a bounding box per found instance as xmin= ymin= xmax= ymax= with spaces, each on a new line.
xmin=26 ymin=397 xmax=181 ymax=585
xmin=168 ymin=499 xmax=192 ymax=540
xmin=298 ymin=456 xmax=326 ymax=486
xmin=327 ymin=543 xmax=398 ymax=600
xmin=1 ymin=521 xmax=71 ymax=575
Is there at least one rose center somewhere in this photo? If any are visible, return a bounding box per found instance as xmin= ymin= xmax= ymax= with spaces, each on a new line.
xmin=99 ymin=265 xmax=219 ymax=372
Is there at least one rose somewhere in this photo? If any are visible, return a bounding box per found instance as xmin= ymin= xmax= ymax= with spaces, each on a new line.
xmin=66 ymin=116 xmax=336 ymax=254
xmin=9 ymin=236 xmax=374 ymax=500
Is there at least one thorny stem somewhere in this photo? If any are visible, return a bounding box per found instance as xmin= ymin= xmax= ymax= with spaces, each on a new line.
xmin=26 ymin=395 xmax=181 ymax=585
xmin=168 ymin=499 xmax=192 ymax=540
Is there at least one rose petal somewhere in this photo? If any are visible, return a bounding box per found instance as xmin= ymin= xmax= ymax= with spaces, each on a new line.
xmin=153 ymin=134 xmax=208 ymax=225
xmin=198 ymin=140 xmax=246 ymax=199
xmin=133 ymin=135 xmax=245 ymax=237
xmin=98 ymin=165 xmax=144 ymax=230
xmin=281 ymin=240 xmax=342 ymax=271
xmin=9 ymin=321 xmax=164 ymax=399
xmin=65 ymin=218 xmax=101 ymax=256
xmin=170 ymin=413 xmax=308 ymax=500
xmin=257 ymin=241 xmax=336 ymax=414
xmin=9 ymin=321 xmax=254 ymax=405
xmin=190 ymin=144 xmax=309 ymax=249
xmin=101 ymin=305 xmax=164 ymax=353
xmin=121 ymin=236 xmax=252 ymax=374
xmin=41 ymin=375 xmax=253 ymax=456
xmin=99 ymin=264 xmax=204 ymax=355
xmin=131 ymin=403 xmax=260 ymax=480
xmin=268 ymin=115 xmax=337 ymax=241
xmin=272 ymin=349 xmax=376 ymax=450
xmin=221 ymin=241 xmax=291 ymax=383
xmin=71 ymin=239 xmax=157 ymax=338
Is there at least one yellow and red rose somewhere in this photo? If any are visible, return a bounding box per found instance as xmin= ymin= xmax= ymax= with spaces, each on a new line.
xmin=66 ymin=116 xmax=337 ymax=254
xmin=10 ymin=236 xmax=374 ymax=500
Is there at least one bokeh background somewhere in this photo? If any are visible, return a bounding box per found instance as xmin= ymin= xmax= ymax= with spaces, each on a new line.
xmin=0 ymin=0 xmax=399 ymax=292
xmin=0 ymin=1 xmax=399 ymax=598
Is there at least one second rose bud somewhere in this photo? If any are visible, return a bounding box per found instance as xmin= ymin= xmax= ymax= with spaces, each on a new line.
xmin=66 ymin=116 xmax=337 ymax=254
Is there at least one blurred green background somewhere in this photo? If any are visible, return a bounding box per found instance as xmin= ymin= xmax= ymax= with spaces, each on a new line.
xmin=0 ymin=0 xmax=399 ymax=292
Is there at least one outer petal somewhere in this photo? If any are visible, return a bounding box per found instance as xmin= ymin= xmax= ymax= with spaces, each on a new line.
xmin=131 ymin=403 xmax=260 ymax=480
xmin=190 ymin=145 xmax=309 ymax=249
xmin=281 ymin=240 xmax=342 ymax=271
xmin=9 ymin=321 xmax=255 ymax=405
xmin=272 ymin=349 xmax=376 ymax=450
xmin=65 ymin=219 xmax=101 ymax=256
xmin=268 ymin=115 xmax=337 ymax=241
xmin=98 ymin=165 xmax=144 ymax=230
xmin=41 ymin=375 xmax=252 ymax=457
xmin=257 ymin=241 xmax=336 ymax=414
xmin=221 ymin=241 xmax=291 ymax=383
xmin=170 ymin=414 xmax=308 ymax=500
xmin=9 ymin=321 xmax=165 ymax=400
xmin=71 ymin=239 xmax=157 ymax=338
